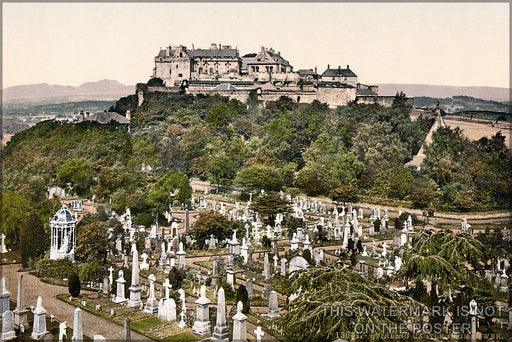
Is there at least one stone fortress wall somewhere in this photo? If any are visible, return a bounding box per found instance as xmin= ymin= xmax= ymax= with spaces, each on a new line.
xmin=144 ymin=42 xmax=399 ymax=108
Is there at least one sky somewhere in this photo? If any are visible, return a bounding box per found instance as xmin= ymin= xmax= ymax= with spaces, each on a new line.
xmin=2 ymin=2 xmax=510 ymax=88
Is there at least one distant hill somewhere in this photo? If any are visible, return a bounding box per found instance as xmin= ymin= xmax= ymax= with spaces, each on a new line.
xmin=378 ymin=84 xmax=510 ymax=102
xmin=413 ymin=96 xmax=510 ymax=114
xmin=2 ymin=79 xmax=135 ymax=105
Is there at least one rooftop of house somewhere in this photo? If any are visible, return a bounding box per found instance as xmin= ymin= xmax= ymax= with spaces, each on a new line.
xmin=321 ymin=65 xmax=357 ymax=78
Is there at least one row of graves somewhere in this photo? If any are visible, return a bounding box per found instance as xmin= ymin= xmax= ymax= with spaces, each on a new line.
xmin=0 ymin=274 xmax=134 ymax=341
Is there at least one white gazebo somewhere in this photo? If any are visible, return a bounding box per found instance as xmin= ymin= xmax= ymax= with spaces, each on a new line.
xmin=50 ymin=205 xmax=77 ymax=261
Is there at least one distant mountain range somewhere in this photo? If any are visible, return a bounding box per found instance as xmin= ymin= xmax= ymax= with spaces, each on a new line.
xmin=3 ymin=80 xmax=135 ymax=105
xmin=378 ymin=84 xmax=510 ymax=102
xmin=3 ymin=80 xmax=509 ymax=106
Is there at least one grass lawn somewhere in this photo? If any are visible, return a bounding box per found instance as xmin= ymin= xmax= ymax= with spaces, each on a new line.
xmin=57 ymin=294 xmax=199 ymax=342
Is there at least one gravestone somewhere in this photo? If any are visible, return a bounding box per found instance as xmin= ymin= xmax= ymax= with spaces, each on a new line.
xmin=0 ymin=278 xmax=10 ymax=314
xmin=232 ymin=301 xmax=247 ymax=342
xmin=0 ymin=234 xmax=7 ymax=253
xmin=267 ymin=291 xmax=280 ymax=319
xmin=114 ymin=270 xmax=127 ymax=303
xmin=93 ymin=335 xmax=106 ymax=341
xmin=13 ymin=274 xmax=28 ymax=330
xmin=177 ymin=242 xmax=186 ymax=268
xmin=2 ymin=310 xmax=16 ymax=341
xmin=123 ymin=319 xmax=131 ymax=342
xmin=246 ymin=279 xmax=254 ymax=299
xmin=31 ymin=297 xmax=48 ymax=340
xmin=140 ymin=253 xmax=149 ymax=270
xmin=144 ymin=274 xmax=158 ymax=314
xmin=212 ymin=287 xmax=229 ymax=342
xmin=280 ymin=258 xmax=287 ymax=276
xmin=289 ymin=256 xmax=309 ymax=274
xmin=254 ymin=326 xmax=265 ymax=342
xmin=127 ymin=248 xmax=142 ymax=308
xmin=58 ymin=322 xmax=67 ymax=341
xmin=192 ymin=286 xmax=211 ymax=336
xmin=72 ymin=307 xmax=83 ymax=341
xmin=263 ymin=254 xmax=272 ymax=298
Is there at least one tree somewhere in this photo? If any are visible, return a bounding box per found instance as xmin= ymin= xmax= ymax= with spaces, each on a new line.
xmin=148 ymin=172 xmax=192 ymax=210
xmin=191 ymin=212 xmax=241 ymax=249
xmin=19 ymin=212 xmax=47 ymax=268
xmin=302 ymin=249 xmax=312 ymax=264
xmin=147 ymin=77 xmax=164 ymax=87
xmin=0 ymin=190 xmax=31 ymax=246
xmin=329 ymin=185 xmax=359 ymax=206
xmin=68 ymin=273 xmax=81 ymax=297
xmin=168 ymin=266 xmax=186 ymax=289
xmin=250 ymin=193 xmax=290 ymax=225
xmin=56 ymin=159 xmax=94 ymax=195
xmin=279 ymin=265 xmax=419 ymax=341
xmin=235 ymin=285 xmax=250 ymax=314
xmin=206 ymin=103 xmax=231 ymax=131
xmin=235 ymin=164 xmax=284 ymax=191
xmin=411 ymin=186 xmax=439 ymax=210
xmin=206 ymin=154 xmax=236 ymax=188
xmin=76 ymin=221 xmax=108 ymax=264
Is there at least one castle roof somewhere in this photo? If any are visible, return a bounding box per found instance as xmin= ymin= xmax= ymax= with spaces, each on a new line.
xmin=321 ymin=66 xmax=357 ymax=78
xmin=188 ymin=48 xmax=238 ymax=58
xmin=213 ymin=83 xmax=238 ymax=91
xmin=157 ymin=49 xmax=167 ymax=58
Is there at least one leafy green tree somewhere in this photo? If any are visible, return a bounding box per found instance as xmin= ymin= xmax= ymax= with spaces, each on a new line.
xmin=235 ymin=164 xmax=283 ymax=191
xmin=148 ymin=172 xmax=192 ymax=210
xmin=329 ymin=185 xmax=359 ymax=206
xmin=191 ymin=212 xmax=242 ymax=249
xmin=56 ymin=159 xmax=94 ymax=195
xmin=206 ymin=103 xmax=231 ymax=131
xmin=453 ymin=190 xmax=477 ymax=211
xmin=411 ymin=186 xmax=439 ymax=210
xmin=0 ymin=190 xmax=31 ymax=246
xmin=68 ymin=273 xmax=81 ymax=297
xmin=206 ymin=154 xmax=236 ymax=188
xmin=250 ymin=193 xmax=290 ymax=225
xmin=76 ymin=221 xmax=108 ymax=264
xmin=19 ymin=212 xmax=47 ymax=268
xmin=372 ymin=166 xmax=414 ymax=200
xmin=168 ymin=266 xmax=186 ymax=289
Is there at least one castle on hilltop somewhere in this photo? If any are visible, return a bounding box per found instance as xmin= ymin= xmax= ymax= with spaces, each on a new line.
xmin=145 ymin=43 xmax=396 ymax=108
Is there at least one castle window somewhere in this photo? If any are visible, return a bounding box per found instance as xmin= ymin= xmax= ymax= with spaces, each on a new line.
xmin=176 ymin=65 xmax=179 ymax=69
xmin=178 ymin=73 xmax=183 ymax=77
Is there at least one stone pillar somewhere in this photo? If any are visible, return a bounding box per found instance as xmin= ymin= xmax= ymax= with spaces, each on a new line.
xmin=232 ymin=301 xmax=247 ymax=342
xmin=267 ymin=291 xmax=280 ymax=319
xmin=469 ymin=299 xmax=477 ymax=342
xmin=127 ymin=248 xmax=142 ymax=308
xmin=58 ymin=321 xmax=67 ymax=341
xmin=212 ymin=287 xmax=228 ymax=342
xmin=358 ymin=260 xmax=366 ymax=276
xmin=123 ymin=318 xmax=131 ymax=342
xmin=13 ymin=274 xmax=28 ymax=330
xmin=72 ymin=307 xmax=83 ymax=341
xmin=211 ymin=260 xmax=219 ymax=288
xmin=192 ymin=285 xmax=211 ymax=336
xmin=31 ymin=296 xmax=48 ymax=340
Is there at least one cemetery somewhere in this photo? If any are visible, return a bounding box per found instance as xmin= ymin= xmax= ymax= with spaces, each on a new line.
xmin=0 ymin=185 xmax=510 ymax=341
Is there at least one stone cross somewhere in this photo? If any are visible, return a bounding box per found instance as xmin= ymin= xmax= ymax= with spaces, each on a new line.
xmin=144 ymin=274 xmax=158 ymax=314
xmin=212 ymin=287 xmax=228 ymax=341
xmin=163 ymin=279 xmax=171 ymax=299
xmin=254 ymin=326 xmax=265 ymax=342
xmin=178 ymin=312 xmax=186 ymax=329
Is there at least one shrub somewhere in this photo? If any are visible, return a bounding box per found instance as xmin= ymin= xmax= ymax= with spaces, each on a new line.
xmin=235 ymin=285 xmax=250 ymax=314
xmin=68 ymin=273 xmax=81 ymax=297
xmin=79 ymin=261 xmax=104 ymax=282
xmin=168 ymin=266 xmax=186 ymax=289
